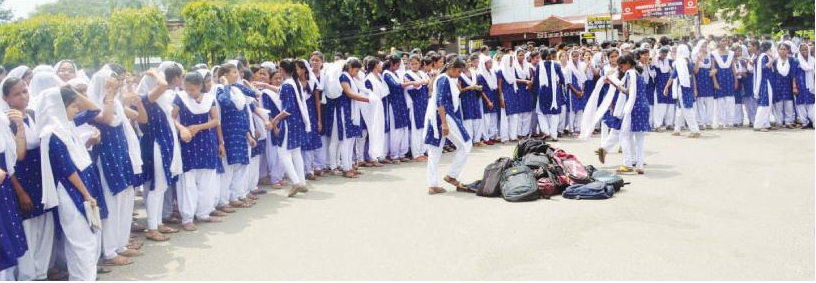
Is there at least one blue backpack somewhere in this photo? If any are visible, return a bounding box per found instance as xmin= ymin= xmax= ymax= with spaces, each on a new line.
xmin=562 ymin=181 xmax=615 ymax=200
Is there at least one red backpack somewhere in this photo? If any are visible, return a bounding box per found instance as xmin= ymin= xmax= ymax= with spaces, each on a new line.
xmin=551 ymin=149 xmax=592 ymax=185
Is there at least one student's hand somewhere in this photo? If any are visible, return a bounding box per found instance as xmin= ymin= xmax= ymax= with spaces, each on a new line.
xmin=441 ymin=123 xmax=450 ymax=137
xmin=793 ymin=86 xmax=799 ymax=95
xmin=179 ymin=127 xmax=192 ymax=143
xmin=5 ymin=109 xmax=24 ymax=126
xmin=248 ymin=136 xmax=257 ymax=148
xmin=0 ymin=169 xmax=5 ymax=185
xmin=603 ymin=77 xmax=611 ymax=84
xmin=577 ymin=91 xmax=584 ymax=98
xmin=105 ymin=77 xmax=120 ymax=98
xmin=487 ymin=101 xmax=494 ymax=110
xmin=17 ymin=193 xmax=33 ymax=213
xmin=499 ymin=99 xmax=506 ymax=109
xmin=317 ymin=120 xmax=322 ymax=133
xmin=86 ymin=130 xmax=101 ymax=148
xmin=713 ymin=83 xmax=720 ymax=90
xmin=663 ymin=88 xmax=669 ymax=97
xmin=218 ymin=143 xmax=226 ymax=158
xmin=694 ymin=89 xmax=698 ymax=98
xmin=85 ymin=196 xmax=97 ymax=208
xmin=734 ymin=81 xmax=739 ymax=90
xmin=188 ymin=125 xmax=201 ymax=137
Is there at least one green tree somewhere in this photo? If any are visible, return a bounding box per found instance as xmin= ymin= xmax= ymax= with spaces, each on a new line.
xmin=305 ymin=0 xmax=490 ymax=56
xmin=109 ymin=6 xmax=170 ymax=70
xmin=704 ymin=0 xmax=814 ymax=35
xmin=0 ymin=15 xmax=65 ymax=66
xmin=181 ymin=1 xmax=241 ymax=65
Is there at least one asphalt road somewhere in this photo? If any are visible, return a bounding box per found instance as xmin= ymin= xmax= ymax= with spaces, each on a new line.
xmin=105 ymin=127 xmax=815 ymax=281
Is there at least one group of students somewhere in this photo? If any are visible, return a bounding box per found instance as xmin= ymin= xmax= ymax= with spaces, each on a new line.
xmin=0 ymin=31 xmax=813 ymax=281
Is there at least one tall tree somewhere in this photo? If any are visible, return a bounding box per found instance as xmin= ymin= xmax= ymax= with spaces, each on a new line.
xmin=109 ymin=6 xmax=170 ymax=70
xmin=704 ymin=0 xmax=814 ymax=35
xmin=304 ymin=0 xmax=490 ymax=56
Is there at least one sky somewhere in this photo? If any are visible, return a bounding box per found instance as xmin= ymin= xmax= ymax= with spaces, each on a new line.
xmin=4 ymin=0 xmax=58 ymax=20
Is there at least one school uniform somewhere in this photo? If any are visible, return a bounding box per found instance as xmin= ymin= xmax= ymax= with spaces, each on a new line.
xmin=694 ymin=55 xmax=716 ymax=127
xmin=140 ymin=89 xmax=182 ymax=229
xmin=404 ymin=70 xmax=429 ymax=157
xmin=302 ymin=81 xmax=324 ymax=175
xmin=384 ymin=70 xmax=410 ymax=159
xmin=713 ymin=50 xmax=737 ymax=127
xmin=425 ymin=74 xmax=472 ymax=187
xmin=772 ymin=57 xmax=797 ymax=126
xmin=459 ymin=70 xmax=484 ymax=143
xmin=564 ymin=59 xmax=587 ymax=133
xmin=753 ymin=54 xmax=775 ymax=129
xmin=262 ymin=89 xmax=285 ymax=184
xmin=732 ymin=59 xmax=748 ymax=126
xmin=477 ymin=72 xmax=499 ymax=141
xmin=514 ymin=63 xmax=534 ymax=137
xmin=671 ymin=52 xmax=700 ymax=133
xmin=174 ymin=93 xmax=218 ymax=224
xmin=619 ymin=70 xmax=652 ymax=169
xmin=795 ymin=53 xmax=815 ymax=125
xmin=536 ymin=60 xmax=565 ymax=139
xmin=13 ymin=114 xmax=55 ymax=281
xmin=363 ymin=73 xmax=389 ymax=161
xmin=216 ymin=84 xmax=254 ymax=205
xmin=276 ymin=79 xmax=309 ymax=186
xmin=321 ymin=88 xmax=341 ymax=171
xmin=742 ymin=57 xmax=758 ymax=126
xmin=654 ymin=58 xmax=676 ymax=128
xmin=337 ymin=73 xmax=363 ymax=171
xmin=0 ymin=152 xmax=27 ymax=278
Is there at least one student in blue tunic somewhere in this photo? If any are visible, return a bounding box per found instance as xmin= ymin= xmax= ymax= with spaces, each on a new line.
xmin=361 ymin=57 xmax=390 ymax=166
xmin=86 ymin=64 xmax=145 ymax=262
xmin=711 ymin=37 xmax=737 ymax=128
xmin=692 ymin=40 xmax=716 ymax=129
xmin=795 ymin=43 xmax=815 ymax=127
xmin=383 ymin=55 xmax=419 ymax=163
xmin=0 ymin=87 xmax=27 ymax=280
xmin=732 ymin=45 xmax=748 ymax=127
xmin=653 ymin=46 xmax=675 ymax=131
xmin=37 ymin=87 xmax=103 ymax=281
xmin=296 ymin=59 xmax=323 ymax=181
xmin=1 ymin=76 xmax=56 ymax=280
xmin=260 ymin=69 xmax=287 ymax=189
xmin=753 ymin=41 xmax=775 ymax=131
xmin=742 ymin=43 xmax=759 ymax=127
xmin=771 ymin=42 xmax=798 ymax=128
xmin=459 ymin=53 xmax=488 ymax=146
xmin=514 ymin=49 xmax=535 ymax=137
xmin=336 ymin=59 xmax=370 ymax=178
xmin=215 ymin=63 xmax=256 ymax=210
xmin=612 ymin=54 xmax=651 ymax=174
xmin=136 ymin=63 xmax=184 ymax=242
xmin=425 ymin=58 xmax=472 ymax=195
xmin=173 ymin=72 xmax=222 ymax=232
xmin=663 ymin=44 xmax=701 ymax=137
xmin=270 ymin=59 xmax=311 ymax=197
xmin=404 ymin=55 xmax=432 ymax=161
xmin=536 ymin=48 xmax=566 ymax=141
xmin=308 ymin=52 xmax=329 ymax=177
xmin=497 ymin=53 xmax=519 ymax=141
xmin=564 ymin=50 xmax=587 ymax=135
xmin=477 ymin=55 xmax=499 ymax=145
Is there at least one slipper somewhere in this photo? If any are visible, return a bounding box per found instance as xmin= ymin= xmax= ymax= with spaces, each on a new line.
xmin=218 ymin=206 xmax=236 ymax=213
xmin=158 ymin=225 xmax=179 ymax=234
xmin=343 ymin=171 xmax=359 ymax=179
xmin=428 ymin=187 xmax=447 ymax=195
xmin=181 ymin=223 xmax=198 ymax=232
xmin=145 ymin=231 xmax=169 ymax=242
xmin=163 ymin=217 xmax=182 ymax=224
xmin=443 ymin=176 xmax=468 ymax=191
xmin=250 ymin=188 xmax=267 ymax=195
xmin=97 ymin=266 xmax=113 ymax=274
xmin=201 ymin=216 xmax=223 ymax=223
xmin=287 ymin=186 xmax=300 ymax=197
xmin=210 ymin=210 xmax=228 ymax=217
xmin=119 ymin=248 xmax=142 ymax=257
xmin=101 ymin=255 xmax=133 ymax=267
xmin=131 ymin=222 xmax=146 ymax=233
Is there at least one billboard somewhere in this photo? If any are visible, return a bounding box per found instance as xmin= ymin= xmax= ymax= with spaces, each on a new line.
xmin=621 ymin=0 xmax=698 ymax=21
xmin=586 ymin=16 xmax=612 ymax=32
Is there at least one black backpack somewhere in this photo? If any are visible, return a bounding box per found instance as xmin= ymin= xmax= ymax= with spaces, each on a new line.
xmin=478 ymin=157 xmax=512 ymax=197
xmin=521 ymin=152 xmax=551 ymax=179
xmin=513 ymin=138 xmax=550 ymax=160
xmin=500 ymin=164 xmax=541 ymax=202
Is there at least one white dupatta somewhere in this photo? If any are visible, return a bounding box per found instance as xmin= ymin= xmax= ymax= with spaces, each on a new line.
xmin=712 ymin=49 xmax=735 ymax=69
xmin=579 ymin=66 xmax=623 ymax=140
xmin=423 ymin=73 xmax=459 ymax=140
xmin=798 ymin=51 xmax=815 ymax=94
xmin=362 ymin=72 xmax=389 ymax=158
xmin=88 ymin=66 xmax=143 ymax=174
xmin=282 ymin=78 xmax=311 ymax=133
xmin=537 ymin=60 xmax=559 ymax=111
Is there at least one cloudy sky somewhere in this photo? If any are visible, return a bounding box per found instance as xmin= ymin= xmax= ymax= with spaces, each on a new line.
xmin=4 ymin=0 xmax=58 ymax=19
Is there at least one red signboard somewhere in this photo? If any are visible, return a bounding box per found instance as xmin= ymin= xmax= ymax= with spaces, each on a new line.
xmin=621 ymin=0 xmax=698 ymax=21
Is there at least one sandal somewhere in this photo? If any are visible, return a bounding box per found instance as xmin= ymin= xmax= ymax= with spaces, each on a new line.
xmin=101 ymin=255 xmax=134 ymax=267
xmin=343 ymin=171 xmax=359 ymax=179
xmin=158 ymin=225 xmax=179 ymax=234
xmin=163 ymin=217 xmax=182 ymax=225
xmin=287 ymin=186 xmax=300 ymax=197
xmin=131 ymin=222 xmax=146 ymax=233
xmin=414 ymin=156 xmax=427 ymax=162
xmin=201 ymin=216 xmax=223 ymax=223
xmin=306 ymin=174 xmax=317 ymax=181
xmin=119 ymin=248 xmax=142 ymax=257
xmin=97 ymin=266 xmax=113 ymax=274
xmin=181 ymin=223 xmax=198 ymax=232
xmin=145 ymin=231 xmax=169 ymax=242
xmin=595 ymin=148 xmax=607 ymax=164
xmin=443 ymin=176 xmax=468 ymax=191
xmin=616 ymin=166 xmax=635 ymax=174
xmin=427 ymin=187 xmax=447 ymax=195
xmin=218 ymin=206 xmax=236 ymax=213
xmin=210 ymin=210 xmax=228 ymax=217
xmin=372 ymin=161 xmax=384 ymax=167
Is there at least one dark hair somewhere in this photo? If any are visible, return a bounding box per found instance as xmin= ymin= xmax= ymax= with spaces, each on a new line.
xmin=250 ymin=64 xmax=264 ymax=75
xmin=659 ymin=36 xmax=670 ymax=46
xmin=540 ymin=48 xmax=550 ymax=59
xmin=469 ymin=52 xmax=480 ymax=62
xmin=617 ymin=53 xmax=641 ymax=74
xmin=529 ymin=50 xmax=541 ymax=60
xmin=334 ymin=52 xmax=344 ymax=60
xmin=445 ymin=54 xmax=458 ymax=64
xmin=60 ymin=86 xmax=79 ymax=107
xmin=343 ymin=58 xmax=363 ymax=72
xmin=164 ymin=64 xmax=183 ymax=83
xmin=217 ymin=63 xmax=237 ymax=79
xmin=294 ymin=60 xmax=312 ymax=93
xmin=409 ymin=54 xmax=422 ymax=64
xmin=366 ymin=57 xmax=381 ymax=73
xmin=311 ymin=51 xmax=325 ymax=62
xmin=184 ymin=72 xmax=204 ymax=86
xmin=760 ymin=41 xmax=773 ymax=53
xmin=548 ymin=48 xmax=558 ymax=59
xmin=480 ymin=46 xmax=489 ymax=53
xmin=108 ymin=63 xmax=126 ymax=78
xmin=778 ymin=42 xmax=791 ymax=53
xmin=279 ymin=59 xmax=304 ymax=96
xmin=382 ymin=55 xmax=400 ymax=70
xmin=440 ymin=58 xmax=467 ymax=74
xmin=241 ymin=68 xmax=253 ymax=81
xmin=421 ymin=57 xmax=433 ymax=68
xmin=430 ymin=54 xmax=443 ymax=64
xmin=2 ymin=77 xmax=22 ymax=96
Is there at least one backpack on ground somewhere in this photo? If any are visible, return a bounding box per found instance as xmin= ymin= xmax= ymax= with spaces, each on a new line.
xmin=551 ymin=149 xmax=592 ymax=184
xmin=478 ymin=157 xmax=513 ymax=197
xmin=521 ymin=152 xmax=551 ymax=179
xmin=537 ymin=177 xmax=558 ymax=199
xmin=562 ymin=181 xmax=615 ymax=200
xmin=513 ymin=138 xmax=551 ymax=160
xmin=500 ymin=164 xmax=540 ymax=202
xmin=589 ymin=167 xmax=628 ymax=192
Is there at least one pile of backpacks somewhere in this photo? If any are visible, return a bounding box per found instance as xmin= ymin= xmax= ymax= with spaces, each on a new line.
xmin=466 ymin=138 xmax=629 ymax=202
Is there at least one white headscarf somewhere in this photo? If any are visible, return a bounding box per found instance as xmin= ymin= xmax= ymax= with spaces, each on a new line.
xmin=798 ymin=48 xmax=815 ymax=94
xmin=89 ymin=65 xmax=143 ymax=174
xmin=137 ymin=61 xmax=184 ymax=177
xmin=753 ymin=53 xmax=773 ymax=101
xmin=32 ymin=65 xmax=55 ymax=75
xmin=691 ymin=40 xmax=712 ymax=68
xmin=67 ymin=77 xmax=90 ymax=89
xmin=673 ymin=44 xmax=692 ymax=88
xmin=27 ymin=72 xmax=63 ymax=111
xmin=0 ymin=89 xmax=17 ymax=176
xmin=341 ymin=71 xmax=364 ymax=126
xmin=564 ymin=50 xmax=587 ymax=85
xmin=513 ymin=52 xmax=531 ymax=80
xmin=7 ymin=65 xmax=31 ymax=80
xmin=499 ymin=54 xmax=517 ymax=90
xmin=53 ymin=60 xmax=76 ymax=77
xmin=36 ymin=87 xmax=93 ymax=210
xmin=477 ymin=55 xmax=497 ymax=90
xmin=322 ymin=60 xmax=346 ymax=102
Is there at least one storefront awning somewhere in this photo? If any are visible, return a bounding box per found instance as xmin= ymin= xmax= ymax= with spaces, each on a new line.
xmin=490 ymin=14 xmax=622 ymax=36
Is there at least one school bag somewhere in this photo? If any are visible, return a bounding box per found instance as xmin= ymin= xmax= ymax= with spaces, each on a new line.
xmin=562 ymin=181 xmax=615 ymax=200
xmin=551 ymin=149 xmax=592 ymax=184
xmin=478 ymin=157 xmax=513 ymax=197
xmin=587 ymin=166 xmax=628 ymax=192
xmin=537 ymin=177 xmax=557 ymax=199
xmin=513 ymin=138 xmax=551 ymax=160
xmin=500 ymin=163 xmax=541 ymax=202
xmin=521 ymin=152 xmax=551 ymax=179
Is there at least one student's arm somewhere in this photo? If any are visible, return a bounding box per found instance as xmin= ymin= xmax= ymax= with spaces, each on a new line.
xmin=216 ymin=123 xmax=226 ymax=158
xmin=437 ymin=84 xmax=449 ymax=137
xmin=146 ymin=70 xmax=169 ymax=103
xmin=663 ymin=70 xmax=675 ymax=96
xmin=497 ymin=76 xmax=506 ymax=109
xmin=93 ymin=79 xmax=118 ymax=125
xmin=10 ymin=176 xmax=33 ymax=213
xmin=314 ymin=89 xmax=322 ymax=132
xmin=50 ymin=138 xmax=95 ymax=205
xmin=172 ymin=105 xmax=191 ymax=143
xmin=341 ymin=82 xmax=370 ymax=102
xmin=7 ymin=110 xmax=25 ymax=160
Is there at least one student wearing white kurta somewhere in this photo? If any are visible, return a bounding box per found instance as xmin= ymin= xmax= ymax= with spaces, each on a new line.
xmin=795 ymin=44 xmax=815 ymax=127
